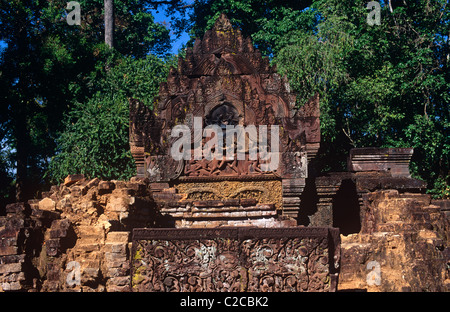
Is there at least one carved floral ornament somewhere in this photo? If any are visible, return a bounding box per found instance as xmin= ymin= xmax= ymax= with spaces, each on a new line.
xmin=131 ymin=227 xmax=340 ymax=292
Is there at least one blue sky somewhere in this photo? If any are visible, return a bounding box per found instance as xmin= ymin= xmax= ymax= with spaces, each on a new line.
xmin=151 ymin=6 xmax=192 ymax=55
xmin=0 ymin=4 xmax=192 ymax=56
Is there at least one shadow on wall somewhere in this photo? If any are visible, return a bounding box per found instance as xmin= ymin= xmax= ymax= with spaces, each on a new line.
xmin=298 ymin=178 xmax=318 ymax=226
xmin=298 ymin=177 xmax=361 ymax=235
xmin=332 ymin=179 xmax=361 ymax=235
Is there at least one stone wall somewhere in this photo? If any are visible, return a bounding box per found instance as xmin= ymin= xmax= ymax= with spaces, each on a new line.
xmin=1 ymin=173 xmax=449 ymax=292
xmin=0 ymin=175 xmax=297 ymax=292
xmin=0 ymin=175 xmax=153 ymax=292
xmin=338 ymin=190 xmax=450 ymax=291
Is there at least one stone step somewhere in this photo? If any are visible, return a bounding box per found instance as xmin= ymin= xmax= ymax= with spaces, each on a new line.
xmin=161 ymin=203 xmax=275 ymax=214
xmin=162 ymin=209 xmax=277 ymax=220
xmin=179 ymin=217 xmax=286 ymax=228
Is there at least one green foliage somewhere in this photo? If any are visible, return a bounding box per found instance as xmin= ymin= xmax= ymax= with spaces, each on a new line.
xmin=405 ymin=115 xmax=450 ymax=198
xmin=1 ymin=0 xmax=449 ymax=199
xmin=188 ymin=0 xmax=313 ymax=56
xmin=0 ymin=0 xmax=172 ymax=200
xmin=70 ymin=0 xmax=171 ymax=57
xmin=47 ymin=91 xmax=135 ymax=182
xmin=190 ymin=0 xmax=450 ymax=197
xmin=273 ymin=13 xmax=355 ymax=142
xmin=47 ymin=54 xmax=172 ymax=183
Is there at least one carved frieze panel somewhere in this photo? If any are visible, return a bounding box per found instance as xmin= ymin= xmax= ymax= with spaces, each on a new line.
xmin=131 ymin=227 xmax=340 ymax=292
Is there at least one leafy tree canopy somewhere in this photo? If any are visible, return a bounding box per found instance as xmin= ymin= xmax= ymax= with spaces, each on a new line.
xmin=1 ymin=0 xmax=448 ymax=204
xmin=47 ymin=53 xmax=175 ymax=182
xmin=188 ymin=0 xmax=449 ymax=198
xmin=0 ymin=0 xmax=174 ymax=201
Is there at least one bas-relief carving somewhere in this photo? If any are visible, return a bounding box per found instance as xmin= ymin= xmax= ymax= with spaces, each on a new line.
xmin=131 ymin=228 xmax=339 ymax=292
xmin=129 ymin=14 xmax=320 ymax=183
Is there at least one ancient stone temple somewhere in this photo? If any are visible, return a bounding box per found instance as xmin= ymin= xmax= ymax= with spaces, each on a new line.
xmin=126 ymin=15 xmax=341 ymax=292
xmin=129 ymin=14 xmax=320 ymax=227
xmin=0 ymin=15 xmax=448 ymax=294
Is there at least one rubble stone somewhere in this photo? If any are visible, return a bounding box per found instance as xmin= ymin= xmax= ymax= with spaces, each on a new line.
xmin=64 ymin=174 xmax=85 ymax=187
xmin=38 ymin=198 xmax=56 ymax=211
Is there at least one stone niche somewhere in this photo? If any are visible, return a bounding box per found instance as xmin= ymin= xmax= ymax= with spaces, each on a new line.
xmin=129 ymin=14 xmax=320 ymax=224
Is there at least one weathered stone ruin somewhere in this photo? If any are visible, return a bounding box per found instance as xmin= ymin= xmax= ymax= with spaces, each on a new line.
xmin=129 ymin=13 xmax=321 ymax=225
xmin=1 ymin=15 xmax=449 ymax=292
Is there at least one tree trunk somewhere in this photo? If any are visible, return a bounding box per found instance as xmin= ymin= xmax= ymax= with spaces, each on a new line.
xmin=104 ymin=0 xmax=114 ymax=48
xmin=13 ymin=9 xmax=31 ymax=202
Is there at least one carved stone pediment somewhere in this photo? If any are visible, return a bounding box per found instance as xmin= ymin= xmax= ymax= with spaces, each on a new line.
xmin=129 ymin=14 xmax=320 ymax=219
xmin=130 ymin=14 xmax=320 ymax=181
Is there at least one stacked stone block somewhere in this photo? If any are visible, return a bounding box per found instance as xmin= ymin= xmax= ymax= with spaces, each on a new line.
xmin=2 ymin=169 xmax=449 ymax=292
xmin=152 ymin=183 xmax=296 ymax=228
xmin=103 ymin=231 xmax=130 ymax=292
xmin=1 ymin=175 xmax=157 ymax=292
xmin=0 ymin=203 xmax=27 ymax=291
xmin=338 ymin=190 xmax=450 ymax=291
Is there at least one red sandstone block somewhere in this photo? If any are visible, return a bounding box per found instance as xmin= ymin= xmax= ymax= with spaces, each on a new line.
xmin=126 ymin=182 xmax=146 ymax=194
xmin=70 ymin=186 xmax=82 ymax=197
xmin=31 ymin=208 xmax=60 ymax=220
xmin=150 ymin=183 xmax=169 ymax=190
xmin=49 ymin=229 xmax=64 ymax=239
xmin=239 ymin=198 xmax=257 ymax=206
xmin=98 ymin=181 xmax=115 ymax=192
xmin=5 ymin=202 xmax=27 ymax=215
xmin=160 ymin=188 xmax=176 ymax=194
xmin=222 ymin=199 xmax=240 ymax=206
xmin=1 ymin=281 xmax=22 ymax=291
xmin=0 ymin=227 xmax=20 ymax=239
xmin=0 ymin=254 xmax=25 ymax=264
xmin=153 ymin=193 xmax=183 ymax=201
xmin=64 ymin=174 xmax=85 ymax=187
xmin=106 ymin=231 xmax=129 ymax=244
xmin=256 ymin=203 xmax=275 ymax=210
xmin=104 ymin=252 xmax=127 ymax=265
xmin=193 ymin=200 xmax=224 ymax=208
xmin=75 ymin=243 xmax=100 ymax=252
xmin=167 ymin=201 xmax=187 ymax=208
xmin=0 ymin=262 xmax=22 ymax=274
xmin=86 ymin=178 xmax=100 ymax=189
xmin=0 ymin=246 xmax=18 ymax=256
xmin=0 ymin=237 xmax=17 ymax=247
xmin=113 ymin=180 xmax=127 ymax=189
xmin=104 ymin=243 xmax=127 ymax=254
